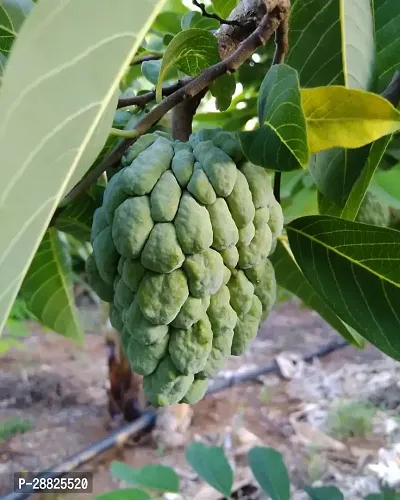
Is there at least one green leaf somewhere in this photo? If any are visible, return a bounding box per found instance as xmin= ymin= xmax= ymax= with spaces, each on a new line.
xmin=0 ymin=0 xmax=35 ymax=55
xmin=283 ymin=187 xmax=318 ymax=222
xmin=301 ymin=87 xmax=400 ymax=153
xmin=0 ymin=0 xmax=167 ymax=336
xmin=374 ymin=161 xmax=400 ymax=205
xmin=240 ymin=64 xmax=309 ymax=172
xmin=110 ymin=462 xmax=179 ymax=493
xmin=142 ymin=59 xmax=161 ymax=85
xmin=212 ymin=0 xmax=238 ymax=18
xmin=305 ymin=485 xmax=344 ymax=500
xmin=365 ymin=491 xmax=400 ymax=500
xmin=210 ymin=73 xmax=236 ymax=111
xmin=54 ymin=195 xmax=97 ymax=242
xmin=248 ymin=446 xmax=290 ymax=500
xmin=319 ymin=136 xmax=392 ymax=219
xmin=286 ymin=215 xmax=400 ymax=360
xmin=185 ymin=442 xmax=233 ymax=498
xmin=309 ymin=147 xmax=370 ymax=205
xmin=181 ymin=11 xmax=220 ymax=31
xmin=374 ymin=0 xmax=400 ymax=93
xmin=156 ymin=28 xmax=219 ymax=100
xmin=90 ymin=489 xmax=151 ymax=500
xmin=21 ymin=229 xmax=82 ymax=341
xmin=287 ymin=0 xmax=374 ymax=89
xmin=152 ymin=11 xmax=182 ymax=35
xmin=270 ymin=240 xmax=364 ymax=347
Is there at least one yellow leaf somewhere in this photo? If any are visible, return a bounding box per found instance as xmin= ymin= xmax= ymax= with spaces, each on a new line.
xmin=301 ymin=86 xmax=400 ymax=153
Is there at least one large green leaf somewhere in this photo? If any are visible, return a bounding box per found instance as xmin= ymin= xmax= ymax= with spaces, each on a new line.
xmin=248 ymin=447 xmax=290 ymax=500
xmin=287 ymin=0 xmax=374 ymax=89
xmin=110 ymin=462 xmax=179 ymax=493
xmin=270 ymin=240 xmax=364 ymax=347
xmin=286 ymin=215 xmax=400 ymax=360
xmin=185 ymin=443 xmax=233 ymax=498
xmin=156 ymin=28 xmax=219 ymax=100
xmin=309 ymin=146 xmax=370 ymax=205
xmin=54 ymin=195 xmax=97 ymax=242
xmin=374 ymin=0 xmax=400 ymax=93
xmin=240 ymin=65 xmax=309 ymax=172
xmin=21 ymin=229 xmax=82 ymax=340
xmin=301 ymin=87 xmax=400 ymax=153
xmin=0 ymin=0 xmax=167 ymax=336
xmin=0 ymin=0 xmax=35 ymax=55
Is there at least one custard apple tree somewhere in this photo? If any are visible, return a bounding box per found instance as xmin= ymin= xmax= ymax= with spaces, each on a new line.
xmin=0 ymin=0 xmax=400 ymax=405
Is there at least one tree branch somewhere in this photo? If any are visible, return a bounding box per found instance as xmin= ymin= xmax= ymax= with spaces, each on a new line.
xmin=130 ymin=53 xmax=162 ymax=66
xmin=271 ymin=16 xmax=289 ymax=204
xmin=62 ymin=6 xmax=288 ymax=205
xmin=272 ymin=17 xmax=289 ymax=65
xmin=192 ymin=0 xmax=243 ymax=27
xmin=117 ymin=78 xmax=191 ymax=109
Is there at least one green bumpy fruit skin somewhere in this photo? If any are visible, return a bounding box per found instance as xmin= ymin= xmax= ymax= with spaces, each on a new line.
xmin=87 ymin=129 xmax=283 ymax=407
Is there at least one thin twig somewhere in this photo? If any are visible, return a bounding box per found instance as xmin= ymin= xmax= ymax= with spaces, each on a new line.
xmin=130 ymin=53 xmax=162 ymax=66
xmin=272 ymin=18 xmax=289 ymax=65
xmin=61 ymin=7 xmax=288 ymax=206
xmin=117 ymin=78 xmax=191 ymax=109
xmin=192 ymin=0 xmax=243 ymax=27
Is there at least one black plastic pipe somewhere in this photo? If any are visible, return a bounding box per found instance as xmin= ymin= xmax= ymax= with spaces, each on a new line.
xmin=0 ymin=338 xmax=349 ymax=500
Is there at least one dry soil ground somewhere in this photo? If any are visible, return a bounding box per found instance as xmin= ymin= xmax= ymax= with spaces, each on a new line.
xmin=1 ymin=300 xmax=399 ymax=499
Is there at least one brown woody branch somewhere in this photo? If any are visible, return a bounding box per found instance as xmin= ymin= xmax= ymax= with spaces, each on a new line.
xmin=130 ymin=53 xmax=161 ymax=66
xmin=272 ymin=17 xmax=289 ymax=65
xmin=117 ymin=78 xmax=192 ymax=109
xmin=62 ymin=6 xmax=288 ymax=205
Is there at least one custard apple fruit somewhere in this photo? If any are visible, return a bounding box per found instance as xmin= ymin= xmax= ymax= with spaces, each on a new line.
xmin=86 ymin=129 xmax=283 ymax=407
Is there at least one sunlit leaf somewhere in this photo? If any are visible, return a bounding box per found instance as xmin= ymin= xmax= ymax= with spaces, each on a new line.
xmin=156 ymin=28 xmax=219 ymax=101
xmin=302 ymin=87 xmax=400 ymax=153
xmin=0 ymin=0 xmax=167 ymax=336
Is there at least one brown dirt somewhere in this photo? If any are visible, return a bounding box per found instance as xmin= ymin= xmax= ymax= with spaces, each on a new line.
xmin=0 ymin=300 xmax=392 ymax=499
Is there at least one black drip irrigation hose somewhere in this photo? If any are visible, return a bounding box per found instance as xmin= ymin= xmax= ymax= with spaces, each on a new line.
xmin=1 ymin=338 xmax=349 ymax=500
